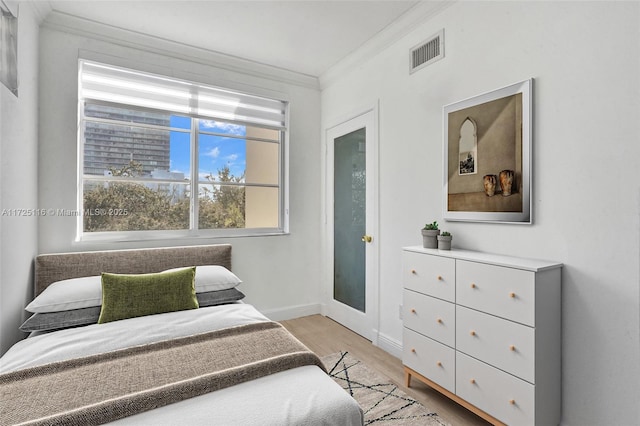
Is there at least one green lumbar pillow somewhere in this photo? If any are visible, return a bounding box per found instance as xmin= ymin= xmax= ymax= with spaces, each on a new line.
xmin=98 ymin=267 xmax=198 ymax=324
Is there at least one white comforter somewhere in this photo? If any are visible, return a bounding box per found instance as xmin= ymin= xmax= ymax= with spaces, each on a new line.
xmin=0 ymin=304 xmax=364 ymax=426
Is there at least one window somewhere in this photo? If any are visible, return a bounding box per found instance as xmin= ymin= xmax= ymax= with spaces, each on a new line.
xmin=78 ymin=60 xmax=288 ymax=240
xmin=0 ymin=1 xmax=18 ymax=96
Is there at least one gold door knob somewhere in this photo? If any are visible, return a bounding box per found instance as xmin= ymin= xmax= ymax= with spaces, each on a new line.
xmin=361 ymin=235 xmax=373 ymax=243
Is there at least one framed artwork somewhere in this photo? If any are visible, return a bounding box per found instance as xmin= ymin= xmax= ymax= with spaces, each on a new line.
xmin=443 ymin=79 xmax=532 ymax=223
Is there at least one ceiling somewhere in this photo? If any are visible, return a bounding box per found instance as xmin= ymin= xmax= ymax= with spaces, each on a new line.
xmin=44 ymin=1 xmax=422 ymax=77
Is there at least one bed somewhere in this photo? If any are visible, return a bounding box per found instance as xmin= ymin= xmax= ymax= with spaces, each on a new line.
xmin=0 ymin=244 xmax=364 ymax=425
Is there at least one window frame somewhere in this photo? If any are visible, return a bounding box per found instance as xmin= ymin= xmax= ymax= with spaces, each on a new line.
xmin=76 ymin=61 xmax=290 ymax=243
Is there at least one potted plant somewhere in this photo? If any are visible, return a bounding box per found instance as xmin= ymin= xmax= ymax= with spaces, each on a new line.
xmin=437 ymin=231 xmax=452 ymax=250
xmin=421 ymin=221 xmax=440 ymax=249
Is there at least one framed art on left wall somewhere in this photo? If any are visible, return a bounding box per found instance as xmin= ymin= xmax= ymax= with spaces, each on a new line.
xmin=443 ymin=79 xmax=532 ymax=224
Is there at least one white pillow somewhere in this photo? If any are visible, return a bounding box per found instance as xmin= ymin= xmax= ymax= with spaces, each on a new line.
xmin=163 ymin=265 xmax=242 ymax=292
xmin=26 ymin=265 xmax=242 ymax=313
xmin=25 ymin=276 xmax=102 ymax=313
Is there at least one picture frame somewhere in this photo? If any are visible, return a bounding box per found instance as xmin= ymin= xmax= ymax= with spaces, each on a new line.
xmin=443 ymin=79 xmax=532 ymax=224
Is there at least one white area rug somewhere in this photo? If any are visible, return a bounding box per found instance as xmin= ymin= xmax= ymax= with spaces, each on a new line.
xmin=321 ymin=351 xmax=450 ymax=425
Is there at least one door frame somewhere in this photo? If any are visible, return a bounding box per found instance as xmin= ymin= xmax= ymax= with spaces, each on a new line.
xmin=322 ymin=105 xmax=379 ymax=342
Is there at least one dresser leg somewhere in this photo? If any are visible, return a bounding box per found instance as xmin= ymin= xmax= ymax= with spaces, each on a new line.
xmin=404 ymin=368 xmax=412 ymax=387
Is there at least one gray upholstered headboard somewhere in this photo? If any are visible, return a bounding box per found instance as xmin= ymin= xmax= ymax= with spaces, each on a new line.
xmin=34 ymin=244 xmax=232 ymax=296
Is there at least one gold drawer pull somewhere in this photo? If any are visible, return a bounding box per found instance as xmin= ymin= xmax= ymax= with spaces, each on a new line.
xmin=509 ymin=345 xmax=516 ymax=352
xmin=410 ymin=269 xmax=417 ymax=275
xmin=410 ymin=308 xmax=417 ymax=314
xmin=470 ymin=378 xmax=476 ymax=384
xmin=436 ymin=318 xmax=443 ymax=324
xmin=437 ymin=275 xmax=443 ymax=281
xmin=436 ymin=361 xmax=442 ymax=367
xmin=509 ymin=292 xmax=516 ymax=298
xmin=470 ymin=330 xmax=476 ymax=336
xmin=411 ymin=348 xmax=416 ymax=353
xmin=470 ymin=283 xmax=476 ymax=289
xmin=509 ymin=399 xmax=516 ymax=405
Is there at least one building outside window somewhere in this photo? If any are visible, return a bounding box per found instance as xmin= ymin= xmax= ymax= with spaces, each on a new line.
xmin=78 ymin=60 xmax=288 ymax=240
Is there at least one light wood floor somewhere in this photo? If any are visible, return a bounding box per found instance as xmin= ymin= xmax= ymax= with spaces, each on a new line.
xmin=281 ymin=314 xmax=491 ymax=426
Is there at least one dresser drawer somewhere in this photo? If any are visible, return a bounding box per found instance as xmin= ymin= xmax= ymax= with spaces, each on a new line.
xmin=403 ymin=328 xmax=455 ymax=393
xmin=456 ymin=352 xmax=535 ymax=426
xmin=403 ymin=289 xmax=455 ymax=347
xmin=402 ymin=251 xmax=455 ymax=302
xmin=456 ymin=260 xmax=535 ymax=326
xmin=456 ymin=305 xmax=535 ymax=383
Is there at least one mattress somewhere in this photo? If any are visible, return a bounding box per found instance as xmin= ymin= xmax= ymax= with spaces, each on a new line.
xmin=0 ymin=304 xmax=364 ymax=425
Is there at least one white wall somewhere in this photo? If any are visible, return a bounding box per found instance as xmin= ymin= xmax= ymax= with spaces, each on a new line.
xmin=34 ymin=15 xmax=322 ymax=321
xmin=0 ymin=4 xmax=40 ymax=355
xmin=321 ymin=2 xmax=639 ymax=425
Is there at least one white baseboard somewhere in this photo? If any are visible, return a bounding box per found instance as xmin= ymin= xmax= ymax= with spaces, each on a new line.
xmin=319 ymin=302 xmax=327 ymax=316
xmin=261 ymin=303 xmax=322 ymax=322
xmin=376 ymin=331 xmax=403 ymax=359
xmin=265 ymin=303 xmax=403 ymax=360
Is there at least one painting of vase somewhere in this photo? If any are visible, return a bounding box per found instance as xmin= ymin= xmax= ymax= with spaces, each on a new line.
xmin=443 ymin=79 xmax=531 ymax=223
xmin=499 ymin=170 xmax=514 ymax=196
xmin=483 ymin=174 xmax=497 ymax=196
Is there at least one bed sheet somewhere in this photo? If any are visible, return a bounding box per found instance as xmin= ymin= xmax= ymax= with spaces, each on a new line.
xmin=110 ymin=365 xmax=360 ymax=426
xmin=1 ymin=303 xmax=267 ymax=372
xmin=0 ymin=304 xmax=364 ymax=425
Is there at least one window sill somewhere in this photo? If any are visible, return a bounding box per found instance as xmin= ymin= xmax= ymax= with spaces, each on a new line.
xmin=75 ymin=228 xmax=289 ymax=244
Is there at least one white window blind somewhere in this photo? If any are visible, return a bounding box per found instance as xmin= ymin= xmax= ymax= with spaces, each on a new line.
xmin=79 ymin=60 xmax=287 ymax=130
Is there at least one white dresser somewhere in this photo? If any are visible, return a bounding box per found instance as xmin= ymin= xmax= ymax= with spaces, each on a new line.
xmin=402 ymin=246 xmax=562 ymax=426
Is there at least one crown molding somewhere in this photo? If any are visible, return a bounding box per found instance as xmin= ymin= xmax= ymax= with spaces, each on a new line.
xmin=28 ymin=1 xmax=53 ymax=24
xmin=319 ymin=0 xmax=455 ymax=90
xmin=0 ymin=0 xmax=17 ymax=16
xmin=7 ymin=0 xmax=52 ymax=23
xmin=41 ymin=10 xmax=320 ymax=91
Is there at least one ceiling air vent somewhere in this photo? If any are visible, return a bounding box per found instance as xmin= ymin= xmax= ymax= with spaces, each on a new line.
xmin=410 ymin=29 xmax=444 ymax=74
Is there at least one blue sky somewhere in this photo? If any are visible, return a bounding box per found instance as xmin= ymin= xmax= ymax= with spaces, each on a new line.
xmin=169 ymin=117 xmax=247 ymax=181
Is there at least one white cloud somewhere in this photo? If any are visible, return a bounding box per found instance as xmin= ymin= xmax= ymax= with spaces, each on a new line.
xmin=200 ymin=120 xmax=245 ymax=135
xmin=203 ymin=147 xmax=220 ymax=158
